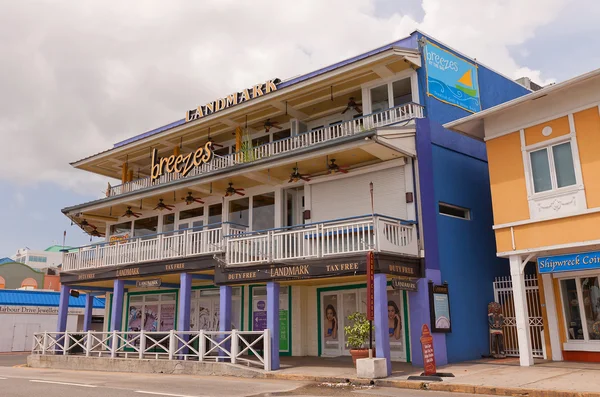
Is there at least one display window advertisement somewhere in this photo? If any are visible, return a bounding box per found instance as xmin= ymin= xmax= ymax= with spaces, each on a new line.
xmin=318 ymin=284 xmax=408 ymax=362
xmin=250 ymin=286 xmax=291 ymax=354
xmin=126 ymin=291 xmax=177 ymax=348
xmin=559 ymin=274 xmax=600 ymax=343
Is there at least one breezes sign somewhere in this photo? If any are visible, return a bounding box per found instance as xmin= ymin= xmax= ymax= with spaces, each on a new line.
xmin=151 ymin=142 xmax=214 ymax=181
xmin=538 ymin=251 xmax=600 ymax=274
xmin=185 ymin=78 xmax=281 ymax=122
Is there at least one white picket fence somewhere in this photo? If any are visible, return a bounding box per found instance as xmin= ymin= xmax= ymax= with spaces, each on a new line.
xmin=32 ymin=329 xmax=271 ymax=370
xmin=493 ymin=275 xmax=544 ymax=358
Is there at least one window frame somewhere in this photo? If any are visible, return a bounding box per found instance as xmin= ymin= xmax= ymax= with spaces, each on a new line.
xmin=528 ymin=140 xmax=577 ymax=195
xmin=438 ymin=202 xmax=471 ymax=220
xmin=361 ymin=69 xmax=419 ymax=115
xmin=558 ymin=274 xmax=600 ymax=345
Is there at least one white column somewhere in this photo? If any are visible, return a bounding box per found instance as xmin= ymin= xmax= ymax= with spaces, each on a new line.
xmin=541 ymin=274 xmax=563 ymax=361
xmin=509 ymin=255 xmax=534 ymax=366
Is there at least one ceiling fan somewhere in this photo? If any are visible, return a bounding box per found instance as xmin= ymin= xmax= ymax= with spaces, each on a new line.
xmin=264 ymin=119 xmax=282 ymax=133
xmin=225 ymin=182 xmax=245 ymax=197
xmin=341 ymin=97 xmax=362 ymax=114
xmin=289 ymin=165 xmax=311 ymax=183
xmin=78 ymin=219 xmax=97 ymax=230
xmin=154 ymin=199 xmax=174 ymax=211
xmin=90 ymin=229 xmax=105 ymax=238
xmin=207 ymin=133 xmax=223 ymax=149
xmin=123 ymin=206 xmax=142 ymax=218
xmin=183 ymin=192 xmax=204 ymax=205
xmin=328 ymin=158 xmax=349 ymax=174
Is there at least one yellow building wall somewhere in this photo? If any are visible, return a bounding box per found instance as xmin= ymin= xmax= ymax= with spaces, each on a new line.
xmin=486 ymin=132 xmax=530 ymax=225
xmin=524 ymin=116 xmax=570 ymax=146
xmin=574 ymin=107 xmax=600 ymax=209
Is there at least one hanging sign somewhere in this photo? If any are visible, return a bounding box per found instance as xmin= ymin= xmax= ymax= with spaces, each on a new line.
xmin=136 ymin=278 xmax=162 ymax=288
xmin=392 ymin=278 xmax=418 ymax=292
xmin=420 ymin=324 xmax=437 ymax=376
xmin=150 ymin=142 xmax=214 ymax=181
xmin=429 ymin=282 xmax=452 ymax=333
xmin=366 ymin=251 xmax=375 ymax=321
xmin=186 ymin=78 xmax=281 ymax=122
xmin=424 ymin=40 xmax=481 ymax=113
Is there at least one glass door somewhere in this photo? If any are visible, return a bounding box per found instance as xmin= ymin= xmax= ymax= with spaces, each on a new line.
xmin=321 ymin=291 xmax=341 ymax=356
xmin=341 ymin=291 xmax=358 ymax=355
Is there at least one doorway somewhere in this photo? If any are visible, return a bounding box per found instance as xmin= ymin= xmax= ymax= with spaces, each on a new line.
xmin=284 ymin=187 xmax=305 ymax=227
xmin=319 ymin=285 xmax=408 ymax=361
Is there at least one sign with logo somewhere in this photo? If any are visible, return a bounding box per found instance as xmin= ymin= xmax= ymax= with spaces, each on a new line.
xmin=392 ymin=278 xmax=418 ymax=292
xmin=0 ymin=305 xmax=103 ymax=316
xmin=150 ymin=142 xmax=214 ymax=181
xmin=429 ymin=282 xmax=451 ymax=333
xmin=420 ymin=324 xmax=437 ymax=376
xmin=366 ymin=251 xmax=375 ymax=321
xmin=424 ymin=40 xmax=481 ymax=113
xmin=186 ymin=79 xmax=281 ymax=122
xmin=538 ymin=251 xmax=600 ymax=274
xmin=136 ymin=278 xmax=162 ymax=288
xmin=109 ymin=233 xmax=130 ymax=244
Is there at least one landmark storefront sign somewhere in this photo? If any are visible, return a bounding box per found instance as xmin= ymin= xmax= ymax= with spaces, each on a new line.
xmin=185 ymin=78 xmax=281 ymax=122
xmin=538 ymin=250 xmax=600 ymax=274
xmin=215 ymin=254 xmax=422 ymax=285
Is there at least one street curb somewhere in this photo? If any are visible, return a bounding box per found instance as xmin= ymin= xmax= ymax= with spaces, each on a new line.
xmin=265 ymin=372 xmax=600 ymax=397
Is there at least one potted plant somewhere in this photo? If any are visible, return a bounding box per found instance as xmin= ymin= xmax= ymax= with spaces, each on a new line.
xmin=344 ymin=312 xmax=375 ymax=365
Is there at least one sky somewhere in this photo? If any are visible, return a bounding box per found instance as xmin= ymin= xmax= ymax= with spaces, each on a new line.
xmin=0 ymin=0 xmax=598 ymax=256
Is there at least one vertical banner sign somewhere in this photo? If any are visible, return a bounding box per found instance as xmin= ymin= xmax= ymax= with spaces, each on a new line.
xmin=420 ymin=324 xmax=437 ymax=376
xmin=366 ymin=251 xmax=375 ymax=321
xmin=429 ymin=282 xmax=452 ymax=333
xmin=424 ymin=40 xmax=481 ymax=113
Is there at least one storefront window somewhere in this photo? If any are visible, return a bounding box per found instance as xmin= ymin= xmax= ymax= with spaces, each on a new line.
xmin=208 ymin=203 xmax=222 ymax=227
xmin=252 ymin=192 xmax=275 ymax=231
xmin=133 ymin=216 xmax=158 ymax=238
xmin=251 ymin=286 xmax=290 ymax=353
xmin=561 ymin=279 xmax=584 ymax=340
xmin=127 ymin=292 xmax=177 ymax=339
xmin=110 ymin=221 xmax=132 ymax=236
xmin=581 ymin=277 xmax=600 ymax=340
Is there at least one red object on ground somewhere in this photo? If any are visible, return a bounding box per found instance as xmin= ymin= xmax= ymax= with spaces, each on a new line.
xmin=420 ymin=324 xmax=437 ymax=376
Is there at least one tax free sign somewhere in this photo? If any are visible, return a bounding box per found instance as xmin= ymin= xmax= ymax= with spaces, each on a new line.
xmin=538 ymin=251 xmax=600 ymax=274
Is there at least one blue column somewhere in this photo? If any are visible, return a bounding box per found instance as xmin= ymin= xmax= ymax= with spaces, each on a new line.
xmin=83 ymin=294 xmax=94 ymax=331
xmin=267 ymin=282 xmax=280 ymax=370
xmin=178 ymin=273 xmax=192 ymax=355
xmin=219 ymin=285 xmax=232 ymax=361
xmin=374 ymin=273 xmax=391 ymax=376
xmin=111 ymin=279 xmax=125 ymax=332
xmin=56 ymin=285 xmax=70 ymax=333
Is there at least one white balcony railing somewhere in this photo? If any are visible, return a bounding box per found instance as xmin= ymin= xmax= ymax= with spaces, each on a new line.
xmin=62 ymin=222 xmax=247 ymax=272
xmin=226 ymin=215 xmax=418 ymax=266
xmin=32 ymin=329 xmax=271 ymax=371
xmin=108 ymin=102 xmax=424 ymax=197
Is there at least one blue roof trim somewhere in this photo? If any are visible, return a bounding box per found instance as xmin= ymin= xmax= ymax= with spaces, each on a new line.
xmin=110 ymin=34 xmax=418 ymax=150
xmin=0 ymin=290 xmax=105 ymax=308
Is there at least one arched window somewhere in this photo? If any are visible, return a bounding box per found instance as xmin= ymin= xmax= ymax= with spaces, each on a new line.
xmin=21 ymin=278 xmax=38 ymax=289
xmin=0 ymin=276 xmax=5 ymax=289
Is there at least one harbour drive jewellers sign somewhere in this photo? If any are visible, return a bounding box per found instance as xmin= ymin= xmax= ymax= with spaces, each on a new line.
xmin=538 ymin=251 xmax=600 ymax=274
xmin=185 ymin=78 xmax=281 ymax=122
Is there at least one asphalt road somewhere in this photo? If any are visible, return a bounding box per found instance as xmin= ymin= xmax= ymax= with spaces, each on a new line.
xmin=0 ymin=354 xmax=493 ymax=397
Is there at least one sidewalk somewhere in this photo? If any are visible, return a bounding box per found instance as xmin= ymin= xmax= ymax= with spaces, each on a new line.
xmin=268 ymin=356 xmax=600 ymax=397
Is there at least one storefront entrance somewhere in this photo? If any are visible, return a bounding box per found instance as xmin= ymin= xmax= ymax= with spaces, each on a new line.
xmin=319 ymin=284 xmax=408 ymax=361
xmin=190 ymin=287 xmax=242 ymax=332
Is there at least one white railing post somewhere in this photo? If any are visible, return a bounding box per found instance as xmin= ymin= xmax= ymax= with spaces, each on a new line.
xmin=374 ymin=217 xmax=381 ymax=252
xmin=63 ymin=331 xmax=70 ymax=355
xmin=42 ymin=332 xmax=47 ymax=355
xmin=230 ymin=329 xmax=238 ymax=365
xmin=86 ymin=331 xmax=92 ymax=357
xmin=111 ymin=331 xmax=117 ymax=358
xmin=168 ymin=330 xmax=175 ymax=360
xmin=139 ymin=330 xmax=146 ymax=359
xmin=263 ymin=328 xmax=271 ymax=371
xmin=135 ymin=238 xmax=141 ymax=263
xmin=199 ymin=330 xmax=205 ymax=362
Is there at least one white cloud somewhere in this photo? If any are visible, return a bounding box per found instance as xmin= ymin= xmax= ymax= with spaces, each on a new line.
xmin=0 ymin=0 xmax=574 ymax=195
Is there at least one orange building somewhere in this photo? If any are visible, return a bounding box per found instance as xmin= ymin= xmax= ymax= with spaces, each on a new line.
xmin=448 ymin=69 xmax=600 ymax=364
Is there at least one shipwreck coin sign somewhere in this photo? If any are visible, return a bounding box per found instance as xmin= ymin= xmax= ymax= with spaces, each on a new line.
xmin=420 ymin=324 xmax=437 ymax=376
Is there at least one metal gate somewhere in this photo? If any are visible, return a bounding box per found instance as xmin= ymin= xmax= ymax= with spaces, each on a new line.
xmin=493 ymin=275 xmax=544 ymax=358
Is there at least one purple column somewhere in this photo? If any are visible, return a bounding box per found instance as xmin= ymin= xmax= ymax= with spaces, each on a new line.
xmin=56 ymin=285 xmax=70 ymax=333
xmin=111 ymin=279 xmax=125 ymax=332
xmin=178 ymin=273 xmax=192 ymax=355
xmin=374 ymin=273 xmax=391 ymax=376
xmin=83 ymin=294 xmax=93 ymax=332
xmin=267 ymin=282 xmax=280 ymax=370
xmin=408 ymin=268 xmax=448 ymax=367
xmin=219 ymin=285 xmax=232 ymax=361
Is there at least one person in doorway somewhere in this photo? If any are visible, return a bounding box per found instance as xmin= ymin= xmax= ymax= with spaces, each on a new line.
xmin=325 ymin=304 xmax=337 ymax=339
xmin=388 ymin=301 xmax=402 ymax=340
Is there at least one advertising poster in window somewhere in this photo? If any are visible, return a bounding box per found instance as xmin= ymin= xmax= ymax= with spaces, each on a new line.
xmin=323 ymin=295 xmax=339 ymax=343
xmin=424 ymin=41 xmax=481 ymax=113
xmin=387 ymin=290 xmax=404 ymax=354
xmin=160 ymin=304 xmax=175 ymax=331
xmin=252 ymin=289 xmax=290 ymax=352
xmin=429 ymin=283 xmax=451 ymax=332
xmin=143 ymin=305 xmax=159 ymax=332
